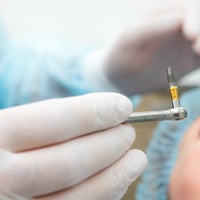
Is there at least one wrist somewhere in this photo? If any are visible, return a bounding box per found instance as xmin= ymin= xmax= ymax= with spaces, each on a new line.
xmin=82 ymin=48 xmax=121 ymax=93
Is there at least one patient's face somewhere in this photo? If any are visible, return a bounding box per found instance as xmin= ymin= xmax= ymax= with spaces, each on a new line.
xmin=169 ymin=117 xmax=200 ymax=200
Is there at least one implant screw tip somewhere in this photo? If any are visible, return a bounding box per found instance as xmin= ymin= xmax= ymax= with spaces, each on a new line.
xmin=167 ymin=67 xmax=176 ymax=86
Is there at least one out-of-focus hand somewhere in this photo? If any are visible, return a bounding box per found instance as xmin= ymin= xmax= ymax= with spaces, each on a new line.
xmin=105 ymin=3 xmax=200 ymax=95
xmin=0 ymin=93 xmax=147 ymax=200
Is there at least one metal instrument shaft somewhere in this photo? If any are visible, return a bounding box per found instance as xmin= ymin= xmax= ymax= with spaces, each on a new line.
xmin=124 ymin=107 xmax=187 ymax=123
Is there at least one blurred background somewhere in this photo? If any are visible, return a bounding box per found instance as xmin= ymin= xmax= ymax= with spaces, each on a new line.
xmin=0 ymin=0 xmax=199 ymax=199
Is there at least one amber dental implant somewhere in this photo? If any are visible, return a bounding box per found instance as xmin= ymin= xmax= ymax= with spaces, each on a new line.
xmin=167 ymin=67 xmax=180 ymax=108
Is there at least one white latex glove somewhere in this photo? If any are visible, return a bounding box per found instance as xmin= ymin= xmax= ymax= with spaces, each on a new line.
xmin=0 ymin=93 xmax=147 ymax=200
xmin=85 ymin=3 xmax=200 ymax=95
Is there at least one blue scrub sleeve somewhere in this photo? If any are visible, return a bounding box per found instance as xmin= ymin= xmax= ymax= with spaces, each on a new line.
xmin=0 ymin=34 xmax=98 ymax=108
xmin=0 ymin=24 xmax=141 ymax=109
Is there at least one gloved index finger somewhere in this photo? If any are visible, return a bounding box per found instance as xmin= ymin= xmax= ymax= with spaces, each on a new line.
xmin=0 ymin=93 xmax=132 ymax=152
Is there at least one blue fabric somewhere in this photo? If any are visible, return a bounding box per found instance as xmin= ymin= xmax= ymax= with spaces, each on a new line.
xmin=0 ymin=28 xmax=98 ymax=108
xmin=136 ymin=87 xmax=200 ymax=200
xmin=0 ymin=24 xmax=141 ymax=109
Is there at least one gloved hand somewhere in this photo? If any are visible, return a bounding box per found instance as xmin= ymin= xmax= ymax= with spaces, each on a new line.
xmin=0 ymin=93 xmax=147 ymax=200
xmin=85 ymin=3 xmax=200 ymax=95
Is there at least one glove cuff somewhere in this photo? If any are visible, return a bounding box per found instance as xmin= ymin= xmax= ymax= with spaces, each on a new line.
xmin=82 ymin=48 xmax=122 ymax=93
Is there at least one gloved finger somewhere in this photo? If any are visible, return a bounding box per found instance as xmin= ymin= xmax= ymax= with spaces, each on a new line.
xmin=192 ymin=37 xmax=200 ymax=55
xmin=2 ymin=124 xmax=135 ymax=197
xmin=36 ymin=149 xmax=148 ymax=200
xmin=182 ymin=3 xmax=200 ymax=42
xmin=0 ymin=93 xmax=132 ymax=152
xmin=152 ymin=3 xmax=200 ymax=43
xmin=128 ymin=9 xmax=183 ymax=46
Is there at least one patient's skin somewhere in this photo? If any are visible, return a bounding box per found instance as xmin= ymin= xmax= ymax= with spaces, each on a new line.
xmin=169 ymin=117 xmax=200 ymax=200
